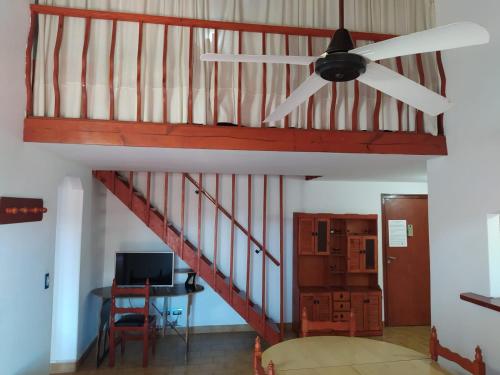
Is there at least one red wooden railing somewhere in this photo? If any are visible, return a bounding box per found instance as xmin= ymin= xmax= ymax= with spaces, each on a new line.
xmin=94 ymin=170 xmax=285 ymax=343
xmin=25 ymin=4 xmax=448 ymax=144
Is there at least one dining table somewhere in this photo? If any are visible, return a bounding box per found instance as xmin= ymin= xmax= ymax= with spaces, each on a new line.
xmin=262 ymin=336 xmax=451 ymax=374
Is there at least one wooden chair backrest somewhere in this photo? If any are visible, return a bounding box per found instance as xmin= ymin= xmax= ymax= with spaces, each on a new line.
xmin=253 ymin=337 xmax=276 ymax=375
xmin=110 ymin=278 xmax=151 ymax=322
xmin=430 ymin=326 xmax=485 ymax=375
xmin=301 ymin=307 xmax=356 ymax=337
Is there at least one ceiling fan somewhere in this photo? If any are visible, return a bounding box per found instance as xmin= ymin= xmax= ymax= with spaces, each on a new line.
xmin=201 ymin=0 xmax=489 ymax=123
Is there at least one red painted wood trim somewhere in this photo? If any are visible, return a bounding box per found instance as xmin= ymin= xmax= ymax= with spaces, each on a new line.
xmin=25 ymin=10 xmax=37 ymax=117
xmin=352 ymin=80 xmax=359 ymax=131
xmin=31 ymin=5 xmax=397 ymax=41
xmin=415 ymin=54 xmax=425 ymax=134
xmin=436 ymin=51 xmax=446 ymax=136
xmin=279 ymin=175 xmax=284 ymax=337
xmin=213 ymin=29 xmax=219 ymax=126
xmin=213 ymin=173 xmax=219 ymax=284
xmin=284 ymin=34 xmax=291 ymax=129
xmin=53 ymin=15 xmax=64 ymax=118
xmin=461 ymin=292 xmax=500 ymax=313
xmin=395 ymin=57 xmax=404 ymax=132
xmin=229 ymin=174 xmax=236 ymax=303
xmin=24 ymin=117 xmax=448 ymax=156
xmin=184 ymin=173 xmax=280 ymax=266
xmin=330 ymin=82 xmax=337 ymax=130
xmin=137 ymin=22 xmax=144 ymax=122
xmin=163 ymin=172 xmax=168 ymax=240
xmin=246 ymin=175 xmax=252 ymax=317
xmin=81 ymin=17 xmax=91 ymax=119
xmin=197 ymin=173 xmax=203 ymax=273
xmin=187 ymin=26 xmax=194 ymax=124
xmin=162 ymin=25 xmax=168 ymax=123
xmin=109 ymin=20 xmax=117 ymax=120
xmin=128 ymin=171 xmax=133 ymax=207
xmin=261 ymin=175 xmax=268 ymax=320
xmin=181 ymin=173 xmax=186 ymax=259
xmin=237 ymin=31 xmax=243 ymax=126
xmin=261 ymin=33 xmax=267 ymax=127
xmin=373 ymin=63 xmax=382 ymax=132
xmin=146 ymin=171 xmax=151 ymax=225
xmin=307 ymin=36 xmax=314 ymax=130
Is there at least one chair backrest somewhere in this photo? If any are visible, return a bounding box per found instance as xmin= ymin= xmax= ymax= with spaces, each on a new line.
xmin=110 ymin=278 xmax=151 ymax=325
xmin=253 ymin=337 xmax=276 ymax=375
xmin=301 ymin=307 xmax=356 ymax=337
xmin=430 ymin=326 xmax=485 ymax=375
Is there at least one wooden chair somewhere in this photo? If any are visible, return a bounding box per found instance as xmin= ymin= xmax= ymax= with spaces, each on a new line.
xmin=253 ymin=337 xmax=276 ymax=375
xmin=301 ymin=307 xmax=356 ymax=337
xmin=109 ymin=279 xmax=157 ymax=367
xmin=430 ymin=326 xmax=485 ymax=375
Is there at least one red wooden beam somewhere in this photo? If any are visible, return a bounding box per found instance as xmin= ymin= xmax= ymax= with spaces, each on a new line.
xmin=128 ymin=171 xmax=133 ymax=207
xmin=284 ymin=34 xmax=291 ymax=129
xmin=352 ymin=80 xmax=359 ymax=131
xmin=197 ymin=173 xmax=203 ymax=273
xmin=137 ymin=22 xmax=144 ymax=122
xmin=373 ymin=63 xmax=382 ymax=132
xmin=395 ymin=57 xmax=404 ymax=132
xmin=25 ymin=10 xmax=37 ymax=117
xmin=53 ymin=15 xmax=64 ymax=118
xmin=261 ymin=33 xmax=267 ymax=127
xmin=330 ymin=82 xmax=337 ymax=131
xmin=188 ymin=27 xmax=194 ymax=124
xmin=81 ymin=17 xmax=91 ymax=119
xmin=213 ymin=29 xmax=219 ymax=126
xmin=307 ymin=36 xmax=314 ymax=130
xmin=162 ymin=25 xmax=168 ymax=123
xmin=261 ymin=175 xmax=268 ymax=320
xmin=163 ymin=172 xmax=168 ymax=240
xmin=415 ymin=54 xmax=425 ymax=134
xmin=213 ymin=173 xmax=219 ymax=284
xmin=436 ymin=51 xmax=446 ymax=136
xmin=237 ymin=31 xmax=243 ymax=126
xmin=24 ymin=117 xmax=448 ymax=156
xmin=146 ymin=171 xmax=151 ymax=225
xmin=31 ymin=4 xmax=397 ymax=41
xmin=181 ymin=173 xmax=186 ymax=259
xmin=109 ymin=20 xmax=117 ymax=120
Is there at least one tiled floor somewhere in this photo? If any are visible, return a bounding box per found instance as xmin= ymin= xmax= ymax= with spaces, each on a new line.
xmin=72 ymin=326 xmax=431 ymax=375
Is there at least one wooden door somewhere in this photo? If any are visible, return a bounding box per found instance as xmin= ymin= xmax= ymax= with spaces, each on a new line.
xmin=365 ymin=292 xmax=382 ymax=331
xmin=300 ymin=294 xmax=315 ymax=320
xmin=347 ymin=236 xmax=363 ymax=272
xmin=382 ymin=195 xmax=430 ymax=326
xmin=350 ymin=292 xmax=365 ymax=330
xmin=315 ymin=216 xmax=331 ymax=256
xmin=315 ymin=293 xmax=332 ymax=321
xmin=298 ymin=216 xmax=315 ymax=255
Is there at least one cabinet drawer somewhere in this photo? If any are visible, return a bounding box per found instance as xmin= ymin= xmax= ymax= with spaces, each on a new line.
xmin=333 ymin=312 xmax=349 ymax=322
xmin=333 ymin=301 xmax=350 ymax=312
xmin=333 ymin=291 xmax=350 ymax=301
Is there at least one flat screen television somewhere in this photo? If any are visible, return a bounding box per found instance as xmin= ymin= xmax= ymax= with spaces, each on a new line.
xmin=115 ymin=252 xmax=174 ymax=287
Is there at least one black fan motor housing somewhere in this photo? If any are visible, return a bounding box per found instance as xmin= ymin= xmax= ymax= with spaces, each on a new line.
xmin=314 ymin=52 xmax=367 ymax=82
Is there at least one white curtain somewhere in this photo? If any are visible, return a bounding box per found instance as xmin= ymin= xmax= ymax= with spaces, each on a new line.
xmin=34 ymin=0 xmax=439 ymax=133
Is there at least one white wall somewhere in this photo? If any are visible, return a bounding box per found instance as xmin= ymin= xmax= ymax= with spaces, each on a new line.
xmin=429 ymin=1 xmax=500 ymax=373
xmin=102 ymin=173 xmax=426 ymax=326
xmin=0 ymin=2 xmax=105 ymax=373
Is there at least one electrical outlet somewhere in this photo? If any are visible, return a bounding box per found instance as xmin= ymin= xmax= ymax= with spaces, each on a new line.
xmin=44 ymin=273 xmax=50 ymax=289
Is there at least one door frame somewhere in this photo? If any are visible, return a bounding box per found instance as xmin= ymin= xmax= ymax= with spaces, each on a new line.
xmin=381 ymin=194 xmax=429 ymax=326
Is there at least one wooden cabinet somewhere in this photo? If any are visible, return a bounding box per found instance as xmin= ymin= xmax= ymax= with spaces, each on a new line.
xmin=351 ymin=291 xmax=382 ymax=331
xmin=300 ymin=293 xmax=331 ymax=321
xmin=298 ymin=215 xmax=330 ymax=256
xmin=347 ymin=235 xmax=378 ymax=273
xmin=293 ymin=213 xmax=382 ymax=337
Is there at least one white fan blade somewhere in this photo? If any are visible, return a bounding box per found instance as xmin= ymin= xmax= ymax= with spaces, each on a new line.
xmin=357 ymin=62 xmax=452 ymax=116
xmin=201 ymin=53 xmax=316 ymax=66
xmin=264 ymin=73 xmax=329 ymax=123
xmin=351 ymin=22 xmax=489 ymax=61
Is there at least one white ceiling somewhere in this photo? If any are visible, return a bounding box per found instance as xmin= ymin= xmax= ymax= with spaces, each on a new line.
xmin=39 ymin=143 xmax=439 ymax=182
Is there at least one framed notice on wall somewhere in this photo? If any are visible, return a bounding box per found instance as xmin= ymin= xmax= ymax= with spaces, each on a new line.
xmin=388 ymin=220 xmax=407 ymax=247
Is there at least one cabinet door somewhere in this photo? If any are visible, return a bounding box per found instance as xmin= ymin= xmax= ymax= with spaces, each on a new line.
xmin=315 ymin=293 xmax=332 ymax=321
xmin=365 ymin=292 xmax=382 ymax=331
xmin=300 ymin=294 xmax=315 ymax=320
xmin=350 ymin=292 xmax=366 ymax=331
xmin=347 ymin=236 xmax=363 ymax=272
xmin=298 ymin=217 xmax=315 ymax=255
xmin=315 ymin=216 xmax=330 ymax=256
xmin=363 ymin=236 xmax=378 ymax=273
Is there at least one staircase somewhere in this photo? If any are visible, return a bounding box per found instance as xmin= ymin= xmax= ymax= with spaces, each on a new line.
xmin=94 ymin=170 xmax=283 ymax=345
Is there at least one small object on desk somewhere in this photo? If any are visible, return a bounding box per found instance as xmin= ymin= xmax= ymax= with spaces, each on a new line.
xmin=185 ymin=272 xmax=197 ymax=292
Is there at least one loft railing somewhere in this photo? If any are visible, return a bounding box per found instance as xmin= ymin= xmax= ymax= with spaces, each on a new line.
xmin=24 ymin=4 xmax=448 ymax=155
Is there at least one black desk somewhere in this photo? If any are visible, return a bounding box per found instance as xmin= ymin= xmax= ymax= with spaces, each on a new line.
xmin=91 ymin=284 xmax=204 ymax=367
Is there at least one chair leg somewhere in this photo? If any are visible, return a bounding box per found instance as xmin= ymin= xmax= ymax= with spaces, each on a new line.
xmin=143 ymin=331 xmax=149 ymax=367
xmin=109 ymin=329 xmax=115 ymax=367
